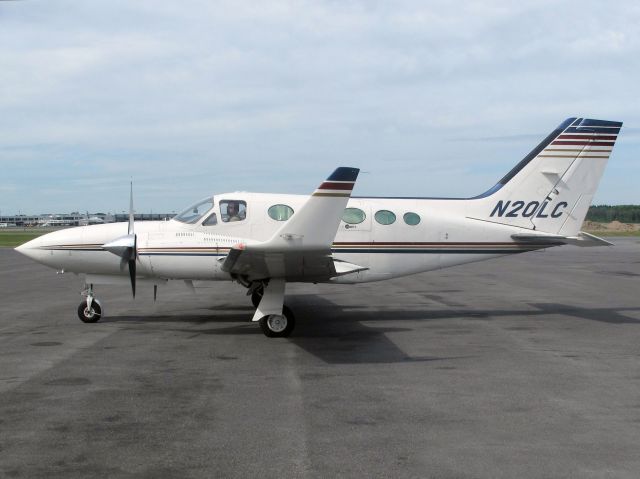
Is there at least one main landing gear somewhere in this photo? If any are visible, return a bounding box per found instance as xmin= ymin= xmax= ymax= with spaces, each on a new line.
xmin=258 ymin=305 xmax=295 ymax=338
xmin=78 ymin=283 xmax=102 ymax=323
xmin=249 ymin=279 xmax=295 ymax=338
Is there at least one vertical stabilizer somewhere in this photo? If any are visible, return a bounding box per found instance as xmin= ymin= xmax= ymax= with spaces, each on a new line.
xmin=470 ymin=118 xmax=622 ymax=235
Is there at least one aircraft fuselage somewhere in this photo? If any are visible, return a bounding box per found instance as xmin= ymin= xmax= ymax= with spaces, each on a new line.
xmin=17 ymin=192 xmax=548 ymax=285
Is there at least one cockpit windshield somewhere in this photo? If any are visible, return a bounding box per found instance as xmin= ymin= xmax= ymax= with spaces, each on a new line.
xmin=173 ymin=197 xmax=214 ymax=224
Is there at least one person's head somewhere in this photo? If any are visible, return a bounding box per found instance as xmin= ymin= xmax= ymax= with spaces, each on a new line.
xmin=228 ymin=202 xmax=237 ymax=215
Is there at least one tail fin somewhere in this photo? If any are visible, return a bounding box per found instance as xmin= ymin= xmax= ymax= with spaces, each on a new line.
xmin=470 ymin=118 xmax=622 ymax=235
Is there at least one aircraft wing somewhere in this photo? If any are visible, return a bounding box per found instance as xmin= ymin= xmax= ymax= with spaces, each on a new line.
xmin=221 ymin=167 xmax=365 ymax=282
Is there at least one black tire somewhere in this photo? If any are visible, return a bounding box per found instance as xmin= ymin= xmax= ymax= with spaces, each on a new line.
xmin=77 ymin=300 xmax=102 ymax=323
xmin=251 ymin=287 xmax=263 ymax=308
xmin=258 ymin=305 xmax=295 ymax=338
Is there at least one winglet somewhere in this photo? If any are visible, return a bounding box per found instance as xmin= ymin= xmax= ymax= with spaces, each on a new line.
xmin=259 ymin=166 xmax=360 ymax=251
xmin=221 ymin=167 xmax=361 ymax=279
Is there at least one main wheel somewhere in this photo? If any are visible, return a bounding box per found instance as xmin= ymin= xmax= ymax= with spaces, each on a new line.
xmin=77 ymin=300 xmax=102 ymax=323
xmin=258 ymin=306 xmax=295 ymax=338
xmin=251 ymin=287 xmax=263 ymax=308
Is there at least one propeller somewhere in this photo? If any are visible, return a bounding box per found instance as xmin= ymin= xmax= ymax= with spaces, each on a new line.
xmin=103 ymin=182 xmax=137 ymax=298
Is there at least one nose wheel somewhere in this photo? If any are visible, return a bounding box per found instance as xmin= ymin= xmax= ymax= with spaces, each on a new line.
xmin=78 ymin=283 xmax=102 ymax=323
xmin=77 ymin=299 xmax=102 ymax=323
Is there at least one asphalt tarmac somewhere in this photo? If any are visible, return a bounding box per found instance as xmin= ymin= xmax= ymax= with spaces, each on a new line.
xmin=1 ymin=240 xmax=639 ymax=478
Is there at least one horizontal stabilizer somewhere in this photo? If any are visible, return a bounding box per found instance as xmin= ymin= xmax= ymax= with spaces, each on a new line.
xmin=511 ymin=231 xmax=613 ymax=247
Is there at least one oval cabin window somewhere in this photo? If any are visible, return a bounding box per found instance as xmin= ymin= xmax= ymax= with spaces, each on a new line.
xmin=342 ymin=208 xmax=366 ymax=225
xmin=268 ymin=204 xmax=294 ymax=221
xmin=374 ymin=210 xmax=396 ymax=225
xmin=403 ymin=212 xmax=421 ymax=225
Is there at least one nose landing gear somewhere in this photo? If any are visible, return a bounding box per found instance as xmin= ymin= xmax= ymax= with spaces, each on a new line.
xmin=78 ymin=284 xmax=102 ymax=323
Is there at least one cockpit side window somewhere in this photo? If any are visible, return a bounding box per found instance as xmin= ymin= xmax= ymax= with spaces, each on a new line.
xmin=174 ymin=197 xmax=214 ymax=224
xmin=220 ymin=200 xmax=247 ymax=223
xmin=202 ymin=213 xmax=217 ymax=226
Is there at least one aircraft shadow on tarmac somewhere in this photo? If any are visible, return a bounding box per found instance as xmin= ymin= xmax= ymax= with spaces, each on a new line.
xmin=101 ymin=294 xmax=640 ymax=364
xmin=107 ymin=299 xmax=457 ymax=365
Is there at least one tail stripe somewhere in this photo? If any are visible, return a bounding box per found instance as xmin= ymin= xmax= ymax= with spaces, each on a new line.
xmin=552 ymin=141 xmax=615 ymax=146
xmin=557 ymin=135 xmax=617 ymax=140
xmin=538 ymin=154 xmax=610 ymax=158
xmin=544 ymin=148 xmax=612 ymax=151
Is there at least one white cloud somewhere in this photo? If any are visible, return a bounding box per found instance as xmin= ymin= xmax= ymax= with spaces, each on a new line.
xmin=0 ymin=0 xmax=638 ymax=213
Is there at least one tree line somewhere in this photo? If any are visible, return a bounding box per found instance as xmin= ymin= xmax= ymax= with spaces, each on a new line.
xmin=586 ymin=205 xmax=640 ymax=223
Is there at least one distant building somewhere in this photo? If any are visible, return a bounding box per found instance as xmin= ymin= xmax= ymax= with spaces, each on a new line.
xmin=0 ymin=215 xmax=40 ymax=227
xmin=0 ymin=212 xmax=175 ymax=227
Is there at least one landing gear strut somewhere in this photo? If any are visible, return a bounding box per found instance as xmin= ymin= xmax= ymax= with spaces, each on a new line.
xmin=78 ymin=284 xmax=102 ymax=323
xmin=245 ymin=281 xmax=265 ymax=308
xmin=250 ymin=286 xmax=263 ymax=308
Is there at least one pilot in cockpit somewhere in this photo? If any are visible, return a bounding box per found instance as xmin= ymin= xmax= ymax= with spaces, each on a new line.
xmin=227 ymin=202 xmax=240 ymax=222
xmin=226 ymin=202 xmax=245 ymax=222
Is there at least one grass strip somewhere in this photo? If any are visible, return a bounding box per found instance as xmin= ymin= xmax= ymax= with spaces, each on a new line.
xmin=0 ymin=231 xmax=47 ymax=247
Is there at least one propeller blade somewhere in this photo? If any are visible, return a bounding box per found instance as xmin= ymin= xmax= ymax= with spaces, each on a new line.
xmin=128 ymin=258 xmax=136 ymax=298
xmin=103 ymin=182 xmax=138 ymax=298
xmin=130 ymin=234 xmax=137 ymax=298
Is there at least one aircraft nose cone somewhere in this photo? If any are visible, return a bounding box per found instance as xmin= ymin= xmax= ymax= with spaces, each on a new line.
xmin=14 ymin=237 xmax=41 ymax=260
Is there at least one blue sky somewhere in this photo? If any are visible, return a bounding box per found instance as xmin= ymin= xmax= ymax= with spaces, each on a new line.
xmin=1 ymin=0 xmax=638 ymax=214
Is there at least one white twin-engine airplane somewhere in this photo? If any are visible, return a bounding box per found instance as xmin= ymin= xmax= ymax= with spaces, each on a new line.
xmin=16 ymin=118 xmax=621 ymax=337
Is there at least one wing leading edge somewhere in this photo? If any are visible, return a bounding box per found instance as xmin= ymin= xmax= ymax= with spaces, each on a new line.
xmin=221 ymin=167 xmax=363 ymax=282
